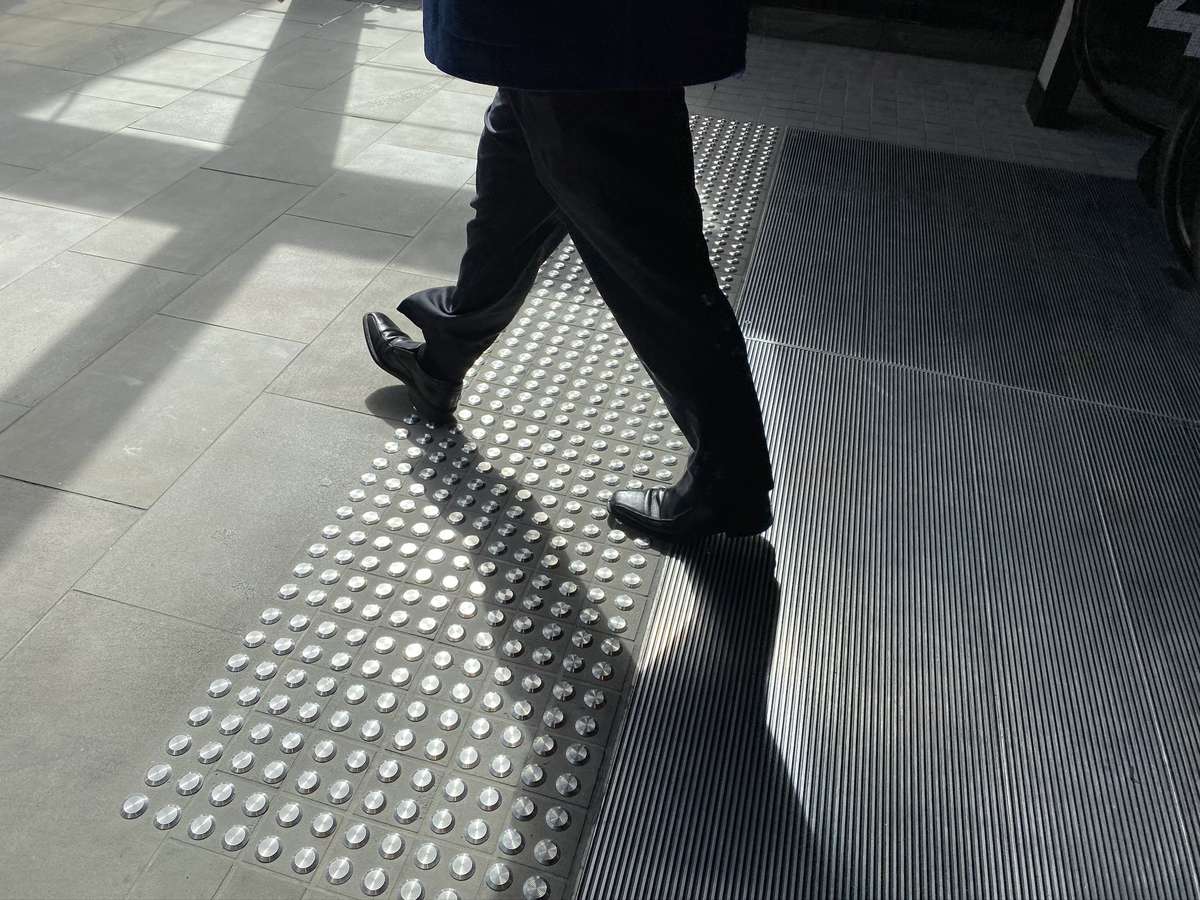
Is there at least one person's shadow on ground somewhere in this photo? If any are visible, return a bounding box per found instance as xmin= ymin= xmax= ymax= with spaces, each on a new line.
xmin=574 ymin=535 xmax=857 ymax=900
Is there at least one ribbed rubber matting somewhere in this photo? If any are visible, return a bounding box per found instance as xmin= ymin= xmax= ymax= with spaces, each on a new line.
xmin=574 ymin=130 xmax=1200 ymax=898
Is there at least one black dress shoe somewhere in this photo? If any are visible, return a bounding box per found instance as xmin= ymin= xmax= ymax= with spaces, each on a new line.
xmin=363 ymin=312 xmax=461 ymax=425
xmin=609 ymin=484 xmax=772 ymax=539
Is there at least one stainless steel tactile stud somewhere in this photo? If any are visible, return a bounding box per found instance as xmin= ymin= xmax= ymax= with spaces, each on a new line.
xmin=345 ymin=822 xmax=370 ymax=848
xmin=465 ymin=818 xmax=489 ymax=844
xmin=120 ymin=794 xmax=148 ymax=819
xmin=223 ymin=824 xmax=250 ymax=851
xmin=478 ymin=785 xmax=501 ymax=811
xmin=498 ymin=826 xmax=523 ymax=854
xmin=311 ymin=811 xmax=337 ymax=838
xmin=450 ymin=853 xmax=475 ymax=881
xmin=210 ymin=782 xmax=235 ymax=807
xmin=415 ymin=842 xmax=440 ymax=869
xmin=292 ymin=846 xmax=319 ymax=875
xmin=231 ymin=748 xmax=255 ymax=772
xmin=533 ymin=839 xmax=559 ymax=865
xmin=278 ymin=801 xmax=303 ymax=827
xmin=362 ymin=790 xmax=386 ymax=815
xmin=363 ymin=867 xmax=389 ymax=897
xmin=394 ymin=799 xmax=419 ymax=825
xmin=326 ymin=856 xmax=352 ymax=884
xmin=177 ymin=771 xmax=204 ymax=795
xmin=511 ymin=795 xmax=536 ymax=820
xmin=256 ymin=835 xmax=282 ymax=863
xmin=485 ymin=862 xmax=513 ymax=891
xmin=545 ymin=806 xmax=570 ymax=831
xmin=399 ymin=880 xmax=424 ymax=900
xmin=145 ymin=763 xmax=171 ymax=787
xmin=523 ymin=875 xmax=550 ymax=900
xmin=380 ymin=832 xmax=405 ymax=859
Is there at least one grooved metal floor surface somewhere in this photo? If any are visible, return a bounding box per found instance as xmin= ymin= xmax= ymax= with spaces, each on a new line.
xmin=116 ymin=116 xmax=776 ymax=900
xmin=576 ymin=131 xmax=1200 ymax=899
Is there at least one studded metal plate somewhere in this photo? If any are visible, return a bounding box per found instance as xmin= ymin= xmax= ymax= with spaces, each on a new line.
xmin=120 ymin=117 xmax=777 ymax=900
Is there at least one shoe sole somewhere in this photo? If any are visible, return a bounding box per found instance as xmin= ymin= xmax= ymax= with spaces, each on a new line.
xmin=362 ymin=315 xmax=454 ymax=426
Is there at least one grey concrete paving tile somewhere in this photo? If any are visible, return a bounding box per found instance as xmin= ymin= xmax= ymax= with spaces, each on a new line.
xmin=303 ymin=63 xmax=442 ymax=122
xmin=291 ymin=143 xmax=473 ymax=235
xmin=0 ymin=93 xmax=153 ymax=169
xmin=64 ymin=0 xmax=163 ymax=9
xmin=127 ymin=841 xmax=233 ymax=899
xmin=77 ymin=392 xmax=399 ymax=629
xmin=304 ymin=12 xmax=412 ymax=48
xmin=173 ymin=10 xmax=315 ymax=60
xmin=0 ymin=314 xmax=301 ymax=507
xmin=369 ymin=28 xmax=438 ymax=74
xmin=114 ymin=0 xmax=248 ymax=35
xmin=3 ymin=0 xmax=127 ymax=23
xmin=440 ymin=77 xmax=495 ymax=96
xmin=0 ymin=476 xmax=140 ymax=656
xmin=229 ymin=35 xmax=384 ymax=90
xmin=11 ymin=22 xmax=182 ymax=74
xmin=2 ymin=128 xmax=220 ymax=217
xmin=74 ymin=168 xmax=309 ymax=275
xmin=0 ymin=161 xmax=34 ymax=189
xmin=0 ymin=592 xmax=233 ymax=898
xmin=387 ymin=186 xmax=471 ymax=280
xmin=0 ymin=401 xmax=25 ymax=432
xmin=267 ymin=267 xmax=439 ymax=416
xmin=128 ymin=75 xmax=314 ymax=144
xmin=203 ymin=106 xmax=391 ymax=186
xmin=239 ymin=0 xmax=351 ymax=25
xmin=0 ymin=197 xmax=106 ymax=290
xmin=379 ymin=88 xmax=489 ymax=159
xmin=0 ymin=59 xmax=86 ymax=111
xmin=70 ymin=47 xmax=249 ymax=107
xmin=0 ymin=251 xmax=195 ymax=406
xmin=163 ymin=214 xmax=406 ymax=342
xmin=214 ymin=863 xmax=307 ymax=900
xmin=0 ymin=10 xmax=94 ymax=45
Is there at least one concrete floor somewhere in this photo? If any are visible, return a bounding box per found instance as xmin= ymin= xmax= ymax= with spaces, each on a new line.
xmin=0 ymin=2 xmax=1153 ymax=898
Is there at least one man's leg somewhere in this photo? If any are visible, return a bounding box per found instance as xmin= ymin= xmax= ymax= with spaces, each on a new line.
xmin=399 ymin=88 xmax=568 ymax=383
xmin=506 ymin=88 xmax=773 ymax=534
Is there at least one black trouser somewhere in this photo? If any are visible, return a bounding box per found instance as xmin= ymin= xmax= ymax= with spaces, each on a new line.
xmin=399 ymin=87 xmax=773 ymax=496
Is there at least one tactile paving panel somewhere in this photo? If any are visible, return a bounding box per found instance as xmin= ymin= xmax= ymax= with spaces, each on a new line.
xmin=118 ymin=116 xmax=777 ymax=900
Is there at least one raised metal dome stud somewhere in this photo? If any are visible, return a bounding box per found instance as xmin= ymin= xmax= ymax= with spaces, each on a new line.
xmin=449 ymin=853 xmax=475 ymax=881
xmin=328 ymin=779 xmax=353 ymax=804
xmin=345 ymin=821 xmax=370 ymax=849
xmin=120 ymin=794 xmax=148 ymax=820
xmin=209 ymin=782 xmax=235 ymax=807
xmin=533 ymin=839 xmax=559 ymax=865
xmin=485 ymin=862 xmax=513 ymax=891
xmin=243 ymin=792 xmax=269 ymax=817
xmin=255 ymin=835 xmax=282 ymax=863
xmin=511 ymin=795 xmax=536 ymax=820
xmin=411 ymin=767 xmax=435 ymax=792
xmin=145 ymin=763 xmax=171 ymax=787
xmin=363 ymin=867 xmax=389 ymax=897
xmin=311 ymin=811 xmax=337 ymax=838
xmin=166 ymin=734 xmax=191 ymax=756
xmin=380 ymin=831 xmax=405 ymax=859
xmin=177 ymin=771 xmax=204 ymax=795
xmin=394 ymin=798 xmax=419 ymax=825
xmin=498 ymin=826 xmax=523 ymax=855
xmin=398 ymin=879 xmax=424 ymax=900
xmin=292 ymin=846 xmax=319 ymax=875
xmin=377 ymin=758 xmax=400 ymax=782
xmin=277 ymin=801 xmax=301 ymax=827
xmin=326 ymin=856 xmax=352 ymax=884
xmin=430 ymin=808 xmax=454 ymax=834
xmin=414 ymin=842 xmax=439 ymax=870
xmin=314 ymin=739 xmax=337 ymax=763
xmin=223 ymin=824 xmax=249 ymax=851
